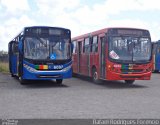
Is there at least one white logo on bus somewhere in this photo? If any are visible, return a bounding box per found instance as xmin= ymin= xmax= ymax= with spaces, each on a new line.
xmin=54 ymin=65 xmax=63 ymax=69
xmin=109 ymin=50 xmax=120 ymax=59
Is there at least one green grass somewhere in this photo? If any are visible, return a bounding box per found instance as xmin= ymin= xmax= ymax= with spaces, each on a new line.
xmin=0 ymin=62 xmax=9 ymax=73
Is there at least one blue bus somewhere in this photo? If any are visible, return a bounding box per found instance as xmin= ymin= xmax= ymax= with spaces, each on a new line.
xmin=152 ymin=40 xmax=160 ymax=72
xmin=8 ymin=26 xmax=72 ymax=84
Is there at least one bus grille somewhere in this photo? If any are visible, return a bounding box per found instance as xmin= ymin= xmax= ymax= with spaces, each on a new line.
xmin=121 ymin=69 xmax=143 ymax=73
xmin=37 ymin=74 xmax=62 ymax=78
xmin=120 ymin=75 xmax=142 ymax=78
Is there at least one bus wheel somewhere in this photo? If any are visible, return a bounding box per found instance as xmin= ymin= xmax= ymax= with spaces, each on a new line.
xmin=11 ymin=74 xmax=15 ymax=77
xmin=92 ymin=68 xmax=99 ymax=83
xmin=56 ymin=79 xmax=63 ymax=84
xmin=125 ymin=80 xmax=135 ymax=85
xmin=19 ymin=77 xmax=26 ymax=85
xmin=154 ymin=70 xmax=159 ymax=73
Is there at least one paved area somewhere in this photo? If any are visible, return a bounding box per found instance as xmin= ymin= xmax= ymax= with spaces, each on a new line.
xmin=0 ymin=72 xmax=160 ymax=119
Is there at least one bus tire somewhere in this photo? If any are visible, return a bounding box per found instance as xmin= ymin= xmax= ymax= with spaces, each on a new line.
xmin=92 ymin=68 xmax=99 ymax=83
xmin=154 ymin=70 xmax=159 ymax=73
xmin=125 ymin=80 xmax=135 ymax=85
xmin=19 ymin=77 xmax=26 ymax=85
xmin=11 ymin=74 xmax=15 ymax=77
xmin=56 ymin=79 xmax=63 ymax=84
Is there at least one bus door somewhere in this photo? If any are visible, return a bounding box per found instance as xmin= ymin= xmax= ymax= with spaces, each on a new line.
xmin=84 ymin=37 xmax=90 ymax=76
xmin=78 ymin=41 xmax=82 ymax=73
xmin=87 ymin=50 xmax=90 ymax=76
xmin=155 ymin=43 xmax=160 ymax=70
xmin=11 ymin=42 xmax=18 ymax=75
xmin=99 ymin=35 xmax=106 ymax=79
xmin=8 ymin=42 xmax=12 ymax=73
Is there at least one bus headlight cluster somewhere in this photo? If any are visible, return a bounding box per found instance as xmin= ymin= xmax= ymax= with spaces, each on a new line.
xmin=108 ymin=65 xmax=119 ymax=73
xmin=146 ymin=66 xmax=152 ymax=72
xmin=24 ymin=64 xmax=37 ymax=73
xmin=62 ymin=65 xmax=72 ymax=72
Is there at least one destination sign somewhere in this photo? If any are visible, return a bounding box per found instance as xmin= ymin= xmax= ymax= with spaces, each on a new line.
xmin=108 ymin=28 xmax=149 ymax=36
xmin=117 ymin=29 xmax=143 ymax=35
xmin=25 ymin=27 xmax=70 ymax=36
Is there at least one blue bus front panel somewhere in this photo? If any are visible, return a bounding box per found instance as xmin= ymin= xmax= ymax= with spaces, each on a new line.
xmin=155 ymin=53 xmax=160 ymax=70
xmin=22 ymin=60 xmax=72 ymax=80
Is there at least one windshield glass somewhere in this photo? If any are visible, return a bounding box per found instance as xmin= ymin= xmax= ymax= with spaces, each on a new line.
xmin=24 ymin=36 xmax=70 ymax=60
xmin=109 ymin=36 xmax=151 ymax=63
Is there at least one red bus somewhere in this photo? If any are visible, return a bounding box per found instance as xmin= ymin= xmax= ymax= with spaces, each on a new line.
xmin=72 ymin=28 xmax=152 ymax=84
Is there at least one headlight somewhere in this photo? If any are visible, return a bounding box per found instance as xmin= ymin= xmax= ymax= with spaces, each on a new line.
xmin=24 ymin=64 xmax=37 ymax=73
xmin=62 ymin=65 xmax=72 ymax=72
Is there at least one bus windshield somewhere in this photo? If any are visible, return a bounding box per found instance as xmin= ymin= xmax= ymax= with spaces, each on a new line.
xmin=109 ymin=36 xmax=151 ymax=63
xmin=24 ymin=36 xmax=70 ymax=60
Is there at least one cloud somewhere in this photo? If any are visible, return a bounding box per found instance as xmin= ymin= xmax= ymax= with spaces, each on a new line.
xmin=0 ymin=0 xmax=30 ymax=22
xmin=69 ymin=0 xmax=160 ymax=38
xmin=36 ymin=0 xmax=80 ymax=16
xmin=25 ymin=0 xmax=160 ymax=38
xmin=0 ymin=0 xmax=160 ymax=51
xmin=103 ymin=0 xmax=160 ymax=14
xmin=1 ymin=0 xmax=30 ymax=13
xmin=0 ymin=15 xmax=36 ymax=50
xmin=106 ymin=19 xmax=148 ymax=28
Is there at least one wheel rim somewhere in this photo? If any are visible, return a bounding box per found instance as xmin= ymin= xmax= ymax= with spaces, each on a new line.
xmin=19 ymin=76 xmax=22 ymax=81
xmin=93 ymin=71 xmax=98 ymax=81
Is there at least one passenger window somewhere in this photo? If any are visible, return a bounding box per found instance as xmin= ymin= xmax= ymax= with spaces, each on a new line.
xmin=92 ymin=36 xmax=98 ymax=53
xmin=72 ymin=41 xmax=77 ymax=53
xmin=84 ymin=37 xmax=90 ymax=53
xmin=12 ymin=42 xmax=18 ymax=54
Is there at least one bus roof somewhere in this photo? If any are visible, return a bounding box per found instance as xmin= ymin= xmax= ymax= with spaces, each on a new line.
xmin=72 ymin=27 xmax=149 ymax=41
xmin=9 ymin=26 xmax=71 ymax=43
xmin=24 ymin=26 xmax=71 ymax=31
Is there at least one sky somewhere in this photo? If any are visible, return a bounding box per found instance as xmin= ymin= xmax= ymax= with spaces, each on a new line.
xmin=0 ymin=0 xmax=160 ymax=51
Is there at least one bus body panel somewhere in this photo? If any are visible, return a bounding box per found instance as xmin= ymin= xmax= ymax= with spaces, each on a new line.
xmin=152 ymin=41 xmax=160 ymax=72
xmin=72 ymin=27 xmax=152 ymax=82
xmin=106 ymin=71 xmax=151 ymax=80
xmin=72 ymin=53 xmax=78 ymax=73
xmin=80 ymin=54 xmax=89 ymax=76
xmin=89 ymin=53 xmax=99 ymax=77
xmin=11 ymin=54 xmax=18 ymax=75
xmin=155 ymin=53 xmax=160 ymax=71
xmin=8 ymin=26 xmax=72 ymax=82
xmin=22 ymin=59 xmax=72 ymax=80
xmin=106 ymin=60 xmax=152 ymax=80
